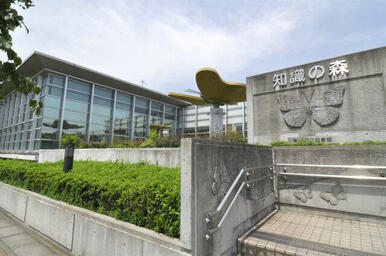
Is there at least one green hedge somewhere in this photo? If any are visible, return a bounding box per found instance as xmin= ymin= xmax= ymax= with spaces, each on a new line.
xmin=0 ymin=160 xmax=180 ymax=238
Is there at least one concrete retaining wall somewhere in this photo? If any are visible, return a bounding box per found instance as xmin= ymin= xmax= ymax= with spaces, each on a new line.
xmin=0 ymin=182 xmax=190 ymax=256
xmin=181 ymin=139 xmax=274 ymax=256
xmin=38 ymin=148 xmax=181 ymax=168
xmin=0 ymin=152 xmax=38 ymax=161
xmin=274 ymin=145 xmax=386 ymax=217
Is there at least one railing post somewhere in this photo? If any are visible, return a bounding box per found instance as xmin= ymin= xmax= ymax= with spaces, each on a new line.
xmin=271 ymin=166 xmax=280 ymax=210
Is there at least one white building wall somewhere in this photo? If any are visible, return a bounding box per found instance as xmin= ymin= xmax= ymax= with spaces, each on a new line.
xmin=182 ymin=102 xmax=247 ymax=136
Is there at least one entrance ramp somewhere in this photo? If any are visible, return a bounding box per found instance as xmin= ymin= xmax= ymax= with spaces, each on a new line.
xmin=238 ymin=209 xmax=386 ymax=256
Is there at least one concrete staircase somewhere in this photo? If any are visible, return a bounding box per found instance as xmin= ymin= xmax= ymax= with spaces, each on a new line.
xmin=238 ymin=209 xmax=386 ymax=256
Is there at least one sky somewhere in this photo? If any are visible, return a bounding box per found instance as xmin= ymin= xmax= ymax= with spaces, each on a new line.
xmin=10 ymin=0 xmax=386 ymax=94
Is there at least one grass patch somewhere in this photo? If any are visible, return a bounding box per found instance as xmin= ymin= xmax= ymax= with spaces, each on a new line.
xmin=0 ymin=160 xmax=180 ymax=238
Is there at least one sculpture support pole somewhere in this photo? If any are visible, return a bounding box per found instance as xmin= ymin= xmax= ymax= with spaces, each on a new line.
xmin=209 ymin=105 xmax=223 ymax=137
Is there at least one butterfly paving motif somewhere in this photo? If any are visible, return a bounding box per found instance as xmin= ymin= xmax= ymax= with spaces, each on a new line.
xmin=320 ymin=183 xmax=346 ymax=206
xmin=293 ymin=185 xmax=313 ymax=203
xmin=277 ymin=88 xmax=345 ymax=128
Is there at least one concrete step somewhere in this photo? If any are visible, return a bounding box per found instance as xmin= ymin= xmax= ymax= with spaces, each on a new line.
xmin=238 ymin=210 xmax=386 ymax=256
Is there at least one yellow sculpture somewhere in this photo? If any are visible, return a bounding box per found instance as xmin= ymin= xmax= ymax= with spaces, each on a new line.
xmin=167 ymin=93 xmax=210 ymax=106
xmin=168 ymin=67 xmax=246 ymax=136
xmin=168 ymin=68 xmax=246 ymax=106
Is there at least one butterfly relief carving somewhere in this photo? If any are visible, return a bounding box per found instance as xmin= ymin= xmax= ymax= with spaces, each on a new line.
xmin=277 ymin=88 xmax=345 ymax=128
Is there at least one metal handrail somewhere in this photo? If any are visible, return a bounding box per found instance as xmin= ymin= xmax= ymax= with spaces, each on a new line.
xmin=217 ymin=169 xmax=244 ymax=212
xmin=218 ymin=181 xmax=245 ymax=228
xmin=205 ymin=168 xmax=250 ymax=240
xmin=207 ymin=169 xmax=245 ymax=218
xmin=246 ymin=173 xmax=273 ymax=186
xmin=205 ymin=166 xmax=278 ymax=240
xmin=207 ymin=182 xmax=246 ymax=239
xmin=278 ymin=172 xmax=386 ymax=181
xmin=276 ymin=163 xmax=386 ymax=169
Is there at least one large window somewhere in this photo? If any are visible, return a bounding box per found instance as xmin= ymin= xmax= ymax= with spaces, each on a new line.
xmin=89 ymin=86 xmax=113 ymax=143
xmin=150 ymin=101 xmax=163 ymax=126
xmin=62 ymin=79 xmax=90 ymax=141
xmin=113 ymin=92 xmax=133 ymax=142
xmin=41 ymin=74 xmax=65 ymax=98
xmin=134 ymin=97 xmax=149 ymax=139
xmin=38 ymin=74 xmax=65 ymax=149
xmin=177 ymin=108 xmax=183 ymax=135
xmin=164 ymin=105 xmax=176 ymax=133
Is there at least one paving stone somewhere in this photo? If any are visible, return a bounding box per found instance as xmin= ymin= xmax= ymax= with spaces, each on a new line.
xmin=294 ymin=248 xmax=308 ymax=256
xmin=275 ymin=244 xmax=286 ymax=254
xmin=306 ymin=250 xmax=318 ymax=256
xmin=240 ymin=210 xmax=386 ymax=256
xmin=265 ymin=241 xmax=277 ymax=252
xmin=284 ymin=246 xmax=297 ymax=256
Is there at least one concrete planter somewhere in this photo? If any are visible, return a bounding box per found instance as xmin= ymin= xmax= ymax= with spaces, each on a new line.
xmin=0 ymin=182 xmax=189 ymax=256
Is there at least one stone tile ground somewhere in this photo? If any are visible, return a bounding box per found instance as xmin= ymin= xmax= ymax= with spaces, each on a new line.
xmin=240 ymin=210 xmax=386 ymax=256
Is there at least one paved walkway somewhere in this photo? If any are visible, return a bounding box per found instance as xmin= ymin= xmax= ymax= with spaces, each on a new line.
xmin=240 ymin=210 xmax=386 ymax=256
xmin=0 ymin=210 xmax=70 ymax=256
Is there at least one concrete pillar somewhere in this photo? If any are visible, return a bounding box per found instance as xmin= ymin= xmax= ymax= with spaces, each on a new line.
xmin=194 ymin=106 xmax=198 ymax=137
xmin=209 ymin=106 xmax=223 ymax=137
xmin=225 ymin=105 xmax=228 ymax=133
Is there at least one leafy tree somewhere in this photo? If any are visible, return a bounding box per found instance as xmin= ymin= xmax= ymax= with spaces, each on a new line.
xmin=0 ymin=0 xmax=42 ymax=113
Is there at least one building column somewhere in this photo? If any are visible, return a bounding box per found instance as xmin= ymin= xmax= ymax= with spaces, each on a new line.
xmin=194 ymin=105 xmax=198 ymax=137
xmin=174 ymin=107 xmax=177 ymax=135
xmin=58 ymin=75 xmax=69 ymax=147
xmin=130 ymin=95 xmax=136 ymax=140
xmin=162 ymin=104 xmax=165 ymax=125
xmin=86 ymin=83 xmax=95 ymax=143
xmin=181 ymin=108 xmax=185 ymax=136
xmin=147 ymin=100 xmax=152 ymax=137
xmin=110 ymin=90 xmax=117 ymax=144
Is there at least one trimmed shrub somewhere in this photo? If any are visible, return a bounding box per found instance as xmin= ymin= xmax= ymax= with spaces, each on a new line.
xmin=78 ymin=132 xmax=180 ymax=149
xmin=213 ymin=131 xmax=247 ymax=144
xmin=0 ymin=160 xmax=180 ymax=238
xmin=141 ymin=129 xmax=181 ymax=148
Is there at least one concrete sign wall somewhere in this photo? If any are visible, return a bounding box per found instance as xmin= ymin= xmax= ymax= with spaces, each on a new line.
xmin=247 ymin=46 xmax=386 ymax=145
xmin=180 ymin=139 xmax=274 ymax=256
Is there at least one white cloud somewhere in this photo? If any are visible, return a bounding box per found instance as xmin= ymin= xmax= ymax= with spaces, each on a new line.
xmin=10 ymin=0 xmax=328 ymax=94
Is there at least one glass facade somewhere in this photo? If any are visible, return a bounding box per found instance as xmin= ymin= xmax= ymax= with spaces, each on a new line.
xmin=182 ymin=102 xmax=247 ymax=137
xmin=0 ymin=71 xmax=182 ymax=151
xmin=134 ymin=97 xmax=149 ymax=139
xmin=113 ymin=92 xmax=133 ymax=142
xmin=90 ymin=86 xmax=113 ymax=143
xmin=0 ymin=68 xmax=249 ymax=152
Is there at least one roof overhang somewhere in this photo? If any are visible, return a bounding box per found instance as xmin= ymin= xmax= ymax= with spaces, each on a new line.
xmin=6 ymin=51 xmax=191 ymax=107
